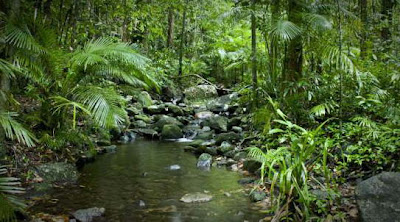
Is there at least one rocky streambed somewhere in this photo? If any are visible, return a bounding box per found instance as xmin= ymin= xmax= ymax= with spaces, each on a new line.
xmin=26 ymin=85 xmax=270 ymax=221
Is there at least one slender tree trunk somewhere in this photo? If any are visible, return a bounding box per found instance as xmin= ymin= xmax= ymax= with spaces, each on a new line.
xmin=286 ymin=0 xmax=303 ymax=82
xmin=167 ymin=7 xmax=175 ymax=48
xmin=359 ymin=0 xmax=368 ymax=59
xmin=251 ymin=0 xmax=258 ymax=105
xmin=269 ymin=0 xmax=280 ymax=82
xmin=178 ymin=0 xmax=188 ymax=76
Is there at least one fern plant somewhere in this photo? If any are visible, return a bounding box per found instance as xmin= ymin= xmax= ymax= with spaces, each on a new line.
xmin=0 ymin=165 xmax=25 ymax=222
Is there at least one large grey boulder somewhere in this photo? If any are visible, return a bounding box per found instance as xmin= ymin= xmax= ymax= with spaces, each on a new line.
xmin=72 ymin=207 xmax=105 ymax=222
xmin=356 ymin=172 xmax=400 ymax=222
xmin=201 ymin=116 xmax=228 ymax=132
xmin=161 ymin=124 xmax=183 ymax=140
xmin=184 ymin=85 xmax=218 ymax=102
xmin=206 ymin=93 xmax=238 ymax=113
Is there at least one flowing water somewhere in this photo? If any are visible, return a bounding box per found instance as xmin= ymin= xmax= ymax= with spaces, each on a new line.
xmin=31 ymin=140 xmax=265 ymax=221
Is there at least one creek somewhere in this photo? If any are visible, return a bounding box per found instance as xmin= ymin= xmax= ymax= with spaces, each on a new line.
xmin=30 ymin=140 xmax=265 ymax=221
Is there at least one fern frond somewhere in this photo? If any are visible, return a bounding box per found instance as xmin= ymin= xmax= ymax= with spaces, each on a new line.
xmin=0 ymin=112 xmax=36 ymax=147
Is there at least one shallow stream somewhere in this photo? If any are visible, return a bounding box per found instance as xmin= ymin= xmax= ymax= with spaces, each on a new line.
xmin=31 ymin=140 xmax=265 ymax=221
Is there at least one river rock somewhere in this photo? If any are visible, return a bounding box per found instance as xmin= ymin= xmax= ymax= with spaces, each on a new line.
xmin=215 ymin=132 xmax=241 ymax=144
xmin=161 ymin=124 xmax=183 ymax=140
xmin=180 ymin=192 xmax=213 ymax=203
xmin=35 ymin=162 xmax=78 ymax=191
xmin=250 ymin=190 xmax=267 ymax=202
xmin=165 ymin=103 xmax=184 ymax=116
xmin=120 ymin=130 xmax=136 ymax=142
xmin=219 ymin=141 xmax=233 ymax=153
xmin=169 ymin=165 xmax=181 ymax=170
xmin=184 ymin=85 xmax=218 ymax=102
xmin=72 ymin=207 xmax=105 ymax=222
xmin=134 ymin=128 xmax=158 ymax=139
xmin=134 ymin=114 xmax=152 ymax=123
xmin=233 ymin=151 xmax=247 ymax=161
xmin=201 ymin=116 xmax=228 ymax=132
xmin=144 ymin=104 xmax=166 ymax=115
xmin=154 ymin=115 xmax=183 ymax=131
xmin=197 ymin=153 xmax=213 ymax=170
xmin=137 ymin=91 xmax=153 ymax=107
xmin=194 ymin=131 xmax=214 ymax=140
xmin=243 ymin=160 xmax=262 ymax=174
xmin=206 ymin=93 xmax=238 ymax=113
xmin=356 ymin=172 xmax=400 ymax=222
xmin=195 ymin=111 xmax=214 ymax=119
xmin=132 ymin=120 xmax=147 ymax=128
xmin=103 ymin=145 xmax=117 ymax=153
xmin=232 ymin=126 xmax=243 ymax=133
xmin=228 ymin=117 xmax=242 ymax=128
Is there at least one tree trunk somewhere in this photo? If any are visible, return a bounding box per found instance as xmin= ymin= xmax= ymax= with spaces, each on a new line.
xmin=178 ymin=0 xmax=188 ymax=76
xmin=269 ymin=0 xmax=280 ymax=82
xmin=359 ymin=0 xmax=368 ymax=59
xmin=286 ymin=0 xmax=303 ymax=82
xmin=251 ymin=0 xmax=258 ymax=104
xmin=167 ymin=7 xmax=175 ymax=48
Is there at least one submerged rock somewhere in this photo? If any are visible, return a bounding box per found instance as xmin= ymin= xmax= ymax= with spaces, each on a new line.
xmin=169 ymin=165 xmax=181 ymax=170
xmin=180 ymin=192 xmax=213 ymax=203
xmin=103 ymin=145 xmax=117 ymax=153
xmin=34 ymin=162 xmax=78 ymax=191
xmin=72 ymin=207 xmax=105 ymax=222
xmin=356 ymin=172 xmax=400 ymax=222
xmin=197 ymin=153 xmax=213 ymax=170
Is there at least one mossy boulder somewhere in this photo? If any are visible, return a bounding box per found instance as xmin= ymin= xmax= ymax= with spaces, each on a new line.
xmin=165 ymin=103 xmax=184 ymax=116
xmin=219 ymin=141 xmax=233 ymax=153
xmin=154 ymin=115 xmax=183 ymax=131
xmin=201 ymin=116 xmax=228 ymax=132
xmin=215 ymin=132 xmax=241 ymax=144
xmin=161 ymin=124 xmax=183 ymax=140
xmin=137 ymin=91 xmax=153 ymax=107
xmin=197 ymin=153 xmax=213 ymax=170
xmin=134 ymin=114 xmax=152 ymax=123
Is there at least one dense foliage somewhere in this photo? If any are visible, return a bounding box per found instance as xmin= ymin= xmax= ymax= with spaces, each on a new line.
xmin=0 ymin=0 xmax=399 ymax=220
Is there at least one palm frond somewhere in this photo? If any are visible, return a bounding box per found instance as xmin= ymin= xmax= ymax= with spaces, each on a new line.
xmin=270 ymin=20 xmax=302 ymax=42
xmin=310 ymin=101 xmax=338 ymax=117
xmin=321 ymin=45 xmax=357 ymax=74
xmin=4 ymin=23 xmax=46 ymax=54
xmin=0 ymin=112 xmax=36 ymax=147
xmin=72 ymin=86 xmax=127 ymax=129
xmin=302 ymin=13 xmax=332 ymax=31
